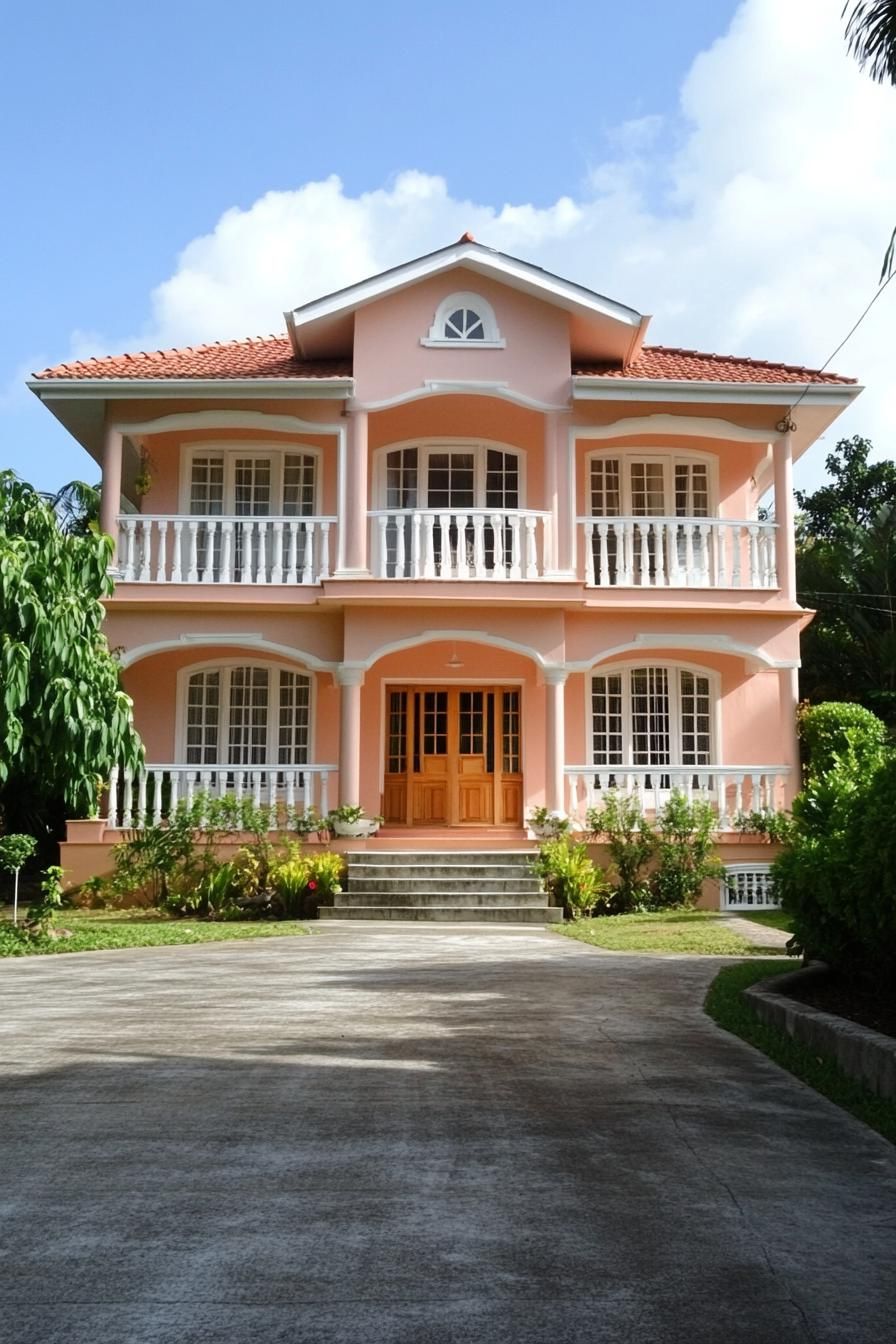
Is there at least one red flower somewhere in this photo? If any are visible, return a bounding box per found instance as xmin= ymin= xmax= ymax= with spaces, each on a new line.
xmin=307 ymin=879 xmax=317 ymax=890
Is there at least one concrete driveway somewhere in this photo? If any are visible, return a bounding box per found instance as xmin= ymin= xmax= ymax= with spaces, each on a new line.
xmin=1 ymin=926 xmax=894 ymax=1344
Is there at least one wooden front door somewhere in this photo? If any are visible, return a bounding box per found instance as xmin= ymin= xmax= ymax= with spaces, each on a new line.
xmin=383 ymin=686 xmax=523 ymax=827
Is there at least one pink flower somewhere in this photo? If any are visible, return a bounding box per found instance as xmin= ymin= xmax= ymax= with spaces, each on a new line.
xmin=307 ymin=879 xmax=317 ymax=891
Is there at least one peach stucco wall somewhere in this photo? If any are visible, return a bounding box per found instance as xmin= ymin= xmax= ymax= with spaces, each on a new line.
xmin=353 ymin=267 xmax=571 ymax=405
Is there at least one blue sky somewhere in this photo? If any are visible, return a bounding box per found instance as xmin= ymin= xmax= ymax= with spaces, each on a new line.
xmin=3 ymin=0 xmax=893 ymax=492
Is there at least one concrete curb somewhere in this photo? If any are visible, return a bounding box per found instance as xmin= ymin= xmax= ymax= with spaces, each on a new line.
xmin=745 ymin=963 xmax=896 ymax=1100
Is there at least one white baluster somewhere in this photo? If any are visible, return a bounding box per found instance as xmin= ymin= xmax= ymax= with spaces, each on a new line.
xmin=395 ymin=514 xmax=406 ymax=578
xmin=138 ymin=521 xmax=152 ymax=582
xmin=185 ymin=771 xmax=196 ymax=811
xmin=285 ymin=769 xmax=296 ymax=814
xmin=377 ymin=515 xmax=389 ymax=578
xmin=239 ymin=522 xmax=253 ymax=584
xmin=319 ymin=522 xmax=331 ymax=580
xmin=583 ymin=522 xmax=595 ymax=586
xmin=456 ymin=515 xmax=471 ymax=578
xmin=437 ymin=513 xmax=451 ymax=578
xmin=654 ymin=521 xmax=666 ymax=586
xmin=621 ymin=522 xmax=633 ymax=585
xmin=714 ymin=523 xmax=726 ymax=588
xmin=698 ymin=523 xmax=711 ymax=586
xmin=668 ymin=522 xmax=681 ymax=585
xmin=733 ymin=772 xmax=744 ymax=818
xmin=169 ymin=770 xmax=180 ymax=819
xmin=107 ymin=765 xmax=119 ymax=828
xmin=200 ymin=520 xmax=216 ymax=583
xmin=187 ymin=521 xmax=200 ymax=583
xmin=598 ymin=522 xmax=610 ymax=586
xmin=509 ymin=515 xmax=522 ymax=581
xmin=320 ymin=769 xmax=330 ymax=817
xmin=252 ymin=769 xmax=262 ymax=808
xmin=137 ymin=769 xmax=148 ymax=827
xmin=683 ymin=523 xmax=695 ymax=584
xmin=638 ymin=521 xmax=651 ymax=587
xmin=171 ymin=520 xmax=184 ymax=583
xmin=285 ymin=521 xmax=299 ymax=584
xmin=748 ymin=525 xmax=760 ymax=587
xmin=151 ymin=770 xmax=163 ymax=826
xmin=155 ymin=521 xmax=168 ymax=583
xmin=271 ymin=521 xmax=284 ymax=584
xmin=122 ymin=768 xmax=134 ymax=830
xmin=301 ymin=523 xmax=314 ymax=585
xmin=473 ymin=514 xmax=486 ymax=578
xmin=122 ymin=518 xmax=137 ymax=581
xmin=257 ymin=522 xmax=268 ymax=583
xmin=732 ymin=526 xmax=742 ymax=588
xmin=411 ymin=513 xmax=422 ymax=578
xmin=423 ymin=514 xmax=436 ymax=578
xmin=525 ymin=515 xmax=538 ymax=579
xmin=491 ymin=513 xmax=505 ymax=578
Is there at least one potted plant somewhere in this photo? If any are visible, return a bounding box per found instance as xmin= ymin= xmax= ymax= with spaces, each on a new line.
xmin=526 ymin=806 xmax=571 ymax=840
xmin=326 ymin=805 xmax=384 ymax=839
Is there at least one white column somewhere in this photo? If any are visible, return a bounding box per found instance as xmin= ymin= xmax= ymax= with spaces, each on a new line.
xmin=336 ymin=666 xmax=365 ymax=806
xmin=544 ymin=412 xmax=575 ymax=577
xmin=544 ymin=667 xmax=568 ymax=813
xmin=100 ymin=426 xmax=124 ymax=567
xmin=773 ymin=432 xmax=796 ymax=602
xmin=777 ymin=665 xmax=801 ymax=808
xmin=337 ymin=408 xmax=369 ymax=577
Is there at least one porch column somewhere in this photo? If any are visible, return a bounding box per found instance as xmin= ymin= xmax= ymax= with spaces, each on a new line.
xmin=100 ymin=425 xmax=123 ymax=566
xmin=773 ymin=432 xmax=796 ymax=602
xmin=544 ymin=412 xmax=575 ymax=578
xmin=337 ymin=408 xmax=369 ymax=576
xmin=777 ymin=665 xmax=801 ymax=808
xmin=544 ymin=668 xmax=568 ymax=813
xmin=336 ymin=666 xmax=365 ymax=806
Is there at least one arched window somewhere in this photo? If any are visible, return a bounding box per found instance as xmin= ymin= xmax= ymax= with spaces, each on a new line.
xmin=590 ymin=664 xmax=716 ymax=771
xmin=422 ymin=292 xmax=505 ymax=348
xmin=181 ymin=663 xmax=311 ymax=765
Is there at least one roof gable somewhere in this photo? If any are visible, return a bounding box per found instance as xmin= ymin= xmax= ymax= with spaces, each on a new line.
xmin=284 ymin=235 xmax=650 ymax=365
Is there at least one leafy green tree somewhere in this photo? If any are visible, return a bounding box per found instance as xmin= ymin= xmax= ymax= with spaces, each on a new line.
xmin=0 ymin=833 xmax=37 ymax=924
xmin=796 ymin=438 xmax=896 ymax=724
xmin=42 ymin=480 xmax=100 ymax=537
xmin=843 ymin=2 xmax=896 ymax=279
xmin=0 ymin=471 xmax=142 ymax=838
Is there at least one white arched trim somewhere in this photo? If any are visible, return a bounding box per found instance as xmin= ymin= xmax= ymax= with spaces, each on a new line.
xmin=111 ymin=409 xmax=345 ymax=438
xmin=572 ymin=414 xmax=773 ymax=446
xmin=566 ymin=633 xmax=796 ymax=673
xmin=119 ymin=634 xmax=338 ymax=673
xmin=359 ymin=382 xmax=567 ymax=414
xmin=354 ymin=628 xmax=548 ymax=671
xmin=423 ymin=291 xmax=504 ymax=347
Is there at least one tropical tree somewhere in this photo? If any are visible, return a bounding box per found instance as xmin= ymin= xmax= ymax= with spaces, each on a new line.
xmin=0 ymin=470 xmax=142 ymax=841
xmin=796 ymin=437 xmax=896 ymax=724
xmin=843 ymin=2 xmax=896 ymax=279
xmin=43 ymin=479 xmax=100 ymax=536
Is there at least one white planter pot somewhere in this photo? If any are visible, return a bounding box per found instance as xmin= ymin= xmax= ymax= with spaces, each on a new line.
xmin=332 ymin=819 xmax=380 ymax=838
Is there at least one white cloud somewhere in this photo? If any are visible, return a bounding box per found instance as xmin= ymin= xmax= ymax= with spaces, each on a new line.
xmin=115 ymin=0 xmax=896 ymax=485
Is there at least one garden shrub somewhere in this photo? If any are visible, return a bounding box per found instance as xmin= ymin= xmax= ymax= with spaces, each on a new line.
xmin=531 ymin=838 xmax=609 ymax=920
xmin=650 ymin=792 xmax=724 ymax=910
xmin=586 ymin=792 xmax=656 ymax=912
xmin=798 ymin=701 xmax=888 ymax=778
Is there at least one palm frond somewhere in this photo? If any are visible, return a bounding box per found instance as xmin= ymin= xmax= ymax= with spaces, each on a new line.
xmin=844 ymin=1 xmax=896 ymax=85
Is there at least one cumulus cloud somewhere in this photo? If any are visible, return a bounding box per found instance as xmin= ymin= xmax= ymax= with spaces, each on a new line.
xmin=125 ymin=0 xmax=896 ymax=481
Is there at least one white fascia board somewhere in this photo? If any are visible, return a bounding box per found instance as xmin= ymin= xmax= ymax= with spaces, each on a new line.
xmin=572 ymin=376 xmax=863 ymax=406
xmin=287 ymin=243 xmax=643 ymax=331
xmin=28 ymin=377 xmax=355 ymax=401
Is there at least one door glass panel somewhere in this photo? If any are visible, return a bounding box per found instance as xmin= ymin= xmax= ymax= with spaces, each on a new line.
xmin=630 ymin=462 xmax=665 ymax=516
xmin=190 ymin=456 xmax=224 ymax=578
xmin=186 ymin=671 xmax=220 ymax=764
xmin=679 ymin=671 xmax=711 ymax=766
xmin=283 ymin=455 xmax=316 ymax=516
xmin=459 ymin=691 xmax=485 ymax=755
xmin=387 ymin=691 xmax=408 ymax=773
xmin=630 ymin=667 xmax=671 ymax=780
xmin=427 ymin=453 xmax=475 ymax=509
xmin=385 ymin=449 xmax=418 ymax=577
xmin=228 ymin=666 xmax=269 ymax=765
xmin=502 ymin=691 xmax=520 ymax=773
xmin=674 ymin=463 xmax=709 ymax=518
xmin=277 ymin=672 xmax=310 ymax=765
xmin=591 ymin=675 xmax=623 ymax=768
xmin=590 ymin=458 xmax=621 ymax=516
xmin=422 ymin=691 xmax=448 ymax=756
xmin=234 ymin=459 xmax=271 ymax=515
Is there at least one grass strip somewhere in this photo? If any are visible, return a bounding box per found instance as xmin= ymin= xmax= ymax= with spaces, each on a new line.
xmin=704 ymin=960 xmax=896 ymax=1146
xmin=0 ymin=909 xmax=309 ymax=956
xmin=554 ymin=910 xmax=785 ymax=956
xmin=735 ymin=910 xmax=793 ymax=933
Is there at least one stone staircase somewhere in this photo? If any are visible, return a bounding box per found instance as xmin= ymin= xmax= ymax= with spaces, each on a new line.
xmin=319 ymin=850 xmax=561 ymax=923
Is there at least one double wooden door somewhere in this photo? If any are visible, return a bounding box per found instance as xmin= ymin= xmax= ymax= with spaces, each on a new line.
xmin=383 ymin=686 xmax=523 ymax=826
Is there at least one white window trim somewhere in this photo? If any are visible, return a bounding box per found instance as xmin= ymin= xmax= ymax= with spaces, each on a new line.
xmin=174 ymin=658 xmax=316 ymax=766
xmin=373 ymin=437 xmax=527 ymax=510
xmin=421 ymin=291 xmax=506 ymax=348
xmin=178 ymin=442 xmax=323 ymax=515
xmin=585 ymin=660 xmax=722 ymax=768
xmin=585 ymin=446 xmax=719 ymax=518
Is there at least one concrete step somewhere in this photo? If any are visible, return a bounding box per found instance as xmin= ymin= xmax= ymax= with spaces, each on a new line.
xmin=320 ymin=905 xmax=563 ymax=924
xmin=347 ymin=877 xmax=543 ymax=896
xmin=347 ymin=865 xmax=539 ymax=883
xmin=332 ymin=890 xmax=549 ymax=908
xmin=348 ymin=850 xmax=536 ymax=868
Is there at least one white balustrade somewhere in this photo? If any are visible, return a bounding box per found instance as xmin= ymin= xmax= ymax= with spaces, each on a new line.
xmin=563 ymin=764 xmax=790 ymax=830
xmin=107 ymin=764 xmax=335 ymax=830
xmin=578 ymin=517 xmax=778 ymax=589
xmin=370 ymin=509 xmax=550 ymax=580
xmin=117 ymin=516 xmax=335 ymax=585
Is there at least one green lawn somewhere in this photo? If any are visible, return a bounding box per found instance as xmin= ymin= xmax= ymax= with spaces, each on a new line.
xmin=554 ymin=910 xmax=790 ymax=956
xmin=705 ymin=961 xmax=896 ymax=1146
xmin=736 ymin=909 xmax=793 ymax=933
xmin=0 ymin=907 xmax=309 ymax=956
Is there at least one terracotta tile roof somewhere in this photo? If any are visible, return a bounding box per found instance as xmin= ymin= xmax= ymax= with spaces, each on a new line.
xmin=33 ymin=335 xmax=351 ymax=382
xmin=574 ymin=346 xmax=856 ymax=386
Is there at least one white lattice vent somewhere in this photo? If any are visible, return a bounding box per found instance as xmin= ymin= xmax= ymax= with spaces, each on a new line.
xmin=723 ymin=864 xmax=779 ymax=910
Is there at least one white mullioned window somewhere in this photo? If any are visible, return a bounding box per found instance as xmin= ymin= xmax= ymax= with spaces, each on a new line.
xmin=182 ymin=447 xmax=319 ymax=516
xmin=422 ymin=292 xmax=505 ymax=347
xmin=588 ymin=451 xmax=713 ymax=519
xmin=590 ymin=665 xmax=714 ymax=771
xmin=182 ymin=663 xmax=311 ymax=766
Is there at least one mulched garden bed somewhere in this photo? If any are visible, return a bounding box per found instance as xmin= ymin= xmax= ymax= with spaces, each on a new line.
xmin=787 ymin=973 xmax=896 ymax=1042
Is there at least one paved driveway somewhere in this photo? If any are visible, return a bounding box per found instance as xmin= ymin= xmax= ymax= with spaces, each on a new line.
xmin=2 ymin=926 xmax=894 ymax=1344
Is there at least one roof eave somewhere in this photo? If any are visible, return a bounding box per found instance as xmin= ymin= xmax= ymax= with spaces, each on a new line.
xmin=571 ymin=375 xmax=863 ymax=406
xmin=28 ymin=376 xmax=355 ymax=401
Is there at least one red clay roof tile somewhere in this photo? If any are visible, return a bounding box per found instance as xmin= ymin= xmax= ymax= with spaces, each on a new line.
xmin=574 ymin=346 xmax=856 ymax=386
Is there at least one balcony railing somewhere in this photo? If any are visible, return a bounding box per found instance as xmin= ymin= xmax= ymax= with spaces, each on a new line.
xmin=370 ymin=508 xmax=551 ymax=580
xmin=117 ymin=515 xmax=336 ymax=585
xmin=107 ymin=763 xmax=335 ymax=830
xmin=578 ymin=517 xmax=777 ymax=589
xmin=564 ymin=764 xmax=790 ymax=829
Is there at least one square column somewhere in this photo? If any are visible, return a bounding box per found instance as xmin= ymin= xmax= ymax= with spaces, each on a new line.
xmin=336 ymin=409 xmax=369 ymax=577
xmin=777 ymin=665 xmax=801 ymax=808
xmin=100 ymin=426 xmax=123 ymax=566
xmin=544 ymin=667 xmax=568 ymax=813
xmin=773 ymin=432 xmax=796 ymax=602
xmin=336 ymin=666 xmax=365 ymax=806
xmin=544 ymin=412 xmax=575 ymax=578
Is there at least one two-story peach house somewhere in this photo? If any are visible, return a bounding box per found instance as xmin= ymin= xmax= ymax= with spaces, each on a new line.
xmin=31 ymin=235 xmax=859 ymax=903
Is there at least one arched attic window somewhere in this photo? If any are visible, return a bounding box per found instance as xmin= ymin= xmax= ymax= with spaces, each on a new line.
xmin=422 ymin=292 xmax=505 ymax=348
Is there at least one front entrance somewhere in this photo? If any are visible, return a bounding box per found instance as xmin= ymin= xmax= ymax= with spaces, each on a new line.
xmin=383 ymin=686 xmax=523 ymax=826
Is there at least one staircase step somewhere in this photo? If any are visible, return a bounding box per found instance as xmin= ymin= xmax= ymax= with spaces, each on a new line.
xmin=332 ymin=890 xmax=549 ymax=908
xmin=320 ymin=905 xmax=563 ymax=924
xmin=347 ymin=878 xmax=542 ymax=897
